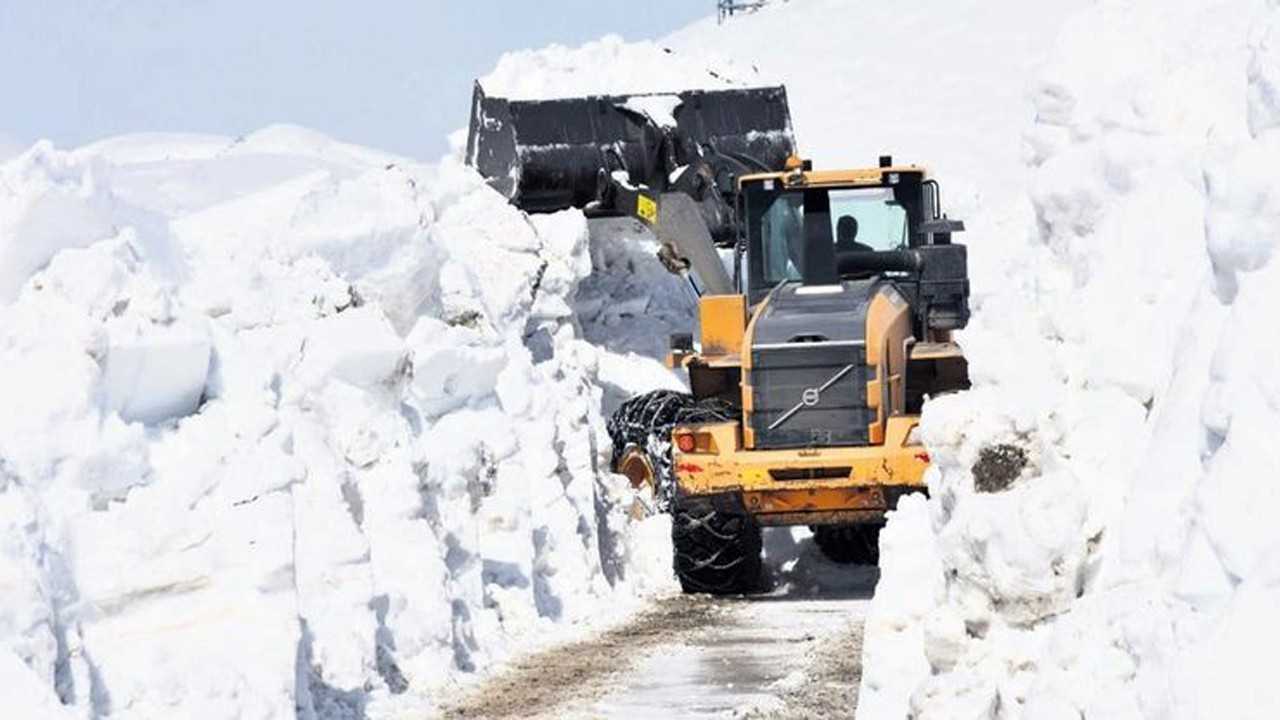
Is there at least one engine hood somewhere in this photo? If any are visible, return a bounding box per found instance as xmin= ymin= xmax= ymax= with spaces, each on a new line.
xmin=746 ymin=280 xmax=882 ymax=450
xmin=751 ymin=280 xmax=876 ymax=346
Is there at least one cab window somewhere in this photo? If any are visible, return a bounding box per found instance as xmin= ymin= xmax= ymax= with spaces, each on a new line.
xmin=745 ymin=182 xmax=914 ymax=300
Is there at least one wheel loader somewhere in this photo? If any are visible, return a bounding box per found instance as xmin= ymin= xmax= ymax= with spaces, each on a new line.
xmin=466 ymin=83 xmax=970 ymax=594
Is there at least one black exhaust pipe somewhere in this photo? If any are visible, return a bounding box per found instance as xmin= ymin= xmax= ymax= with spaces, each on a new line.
xmin=836 ymin=250 xmax=924 ymax=276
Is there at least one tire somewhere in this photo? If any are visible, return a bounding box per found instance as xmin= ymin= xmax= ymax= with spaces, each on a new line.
xmin=813 ymin=524 xmax=882 ymax=566
xmin=671 ymin=504 xmax=763 ymax=594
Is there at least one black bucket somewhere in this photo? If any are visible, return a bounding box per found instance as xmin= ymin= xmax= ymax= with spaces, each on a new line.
xmin=464 ymin=82 xmax=796 ymax=213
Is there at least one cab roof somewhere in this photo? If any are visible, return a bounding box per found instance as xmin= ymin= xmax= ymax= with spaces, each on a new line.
xmin=738 ymin=165 xmax=928 ymax=190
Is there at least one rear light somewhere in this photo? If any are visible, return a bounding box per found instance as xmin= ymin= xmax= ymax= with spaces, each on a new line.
xmin=675 ymin=432 xmax=696 ymax=453
xmin=672 ymin=430 xmax=716 ymax=454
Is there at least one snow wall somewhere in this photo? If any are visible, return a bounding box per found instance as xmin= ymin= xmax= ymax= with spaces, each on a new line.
xmin=857 ymin=2 xmax=1280 ymax=719
xmin=0 ymin=126 xmax=688 ymax=718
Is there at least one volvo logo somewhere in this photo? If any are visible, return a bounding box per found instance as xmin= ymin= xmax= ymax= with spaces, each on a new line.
xmin=767 ymin=364 xmax=858 ymax=431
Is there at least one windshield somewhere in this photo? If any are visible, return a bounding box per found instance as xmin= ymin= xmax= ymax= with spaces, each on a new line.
xmin=750 ymin=185 xmax=911 ymax=288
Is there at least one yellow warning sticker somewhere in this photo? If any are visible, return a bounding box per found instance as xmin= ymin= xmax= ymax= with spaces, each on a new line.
xmin=636 ymin=194 xmax=658 ymax=224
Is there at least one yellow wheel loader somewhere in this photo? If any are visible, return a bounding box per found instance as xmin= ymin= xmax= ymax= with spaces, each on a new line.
xmin=466 ymin=83 xmax=970 ymax=594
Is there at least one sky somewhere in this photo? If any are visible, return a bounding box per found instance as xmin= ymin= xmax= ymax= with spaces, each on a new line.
xmin=0 ymin=0 xmax=711 ymax=160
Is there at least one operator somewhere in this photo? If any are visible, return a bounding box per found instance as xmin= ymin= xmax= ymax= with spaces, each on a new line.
xmin=836 ymin=215 xmax=874 ymax=253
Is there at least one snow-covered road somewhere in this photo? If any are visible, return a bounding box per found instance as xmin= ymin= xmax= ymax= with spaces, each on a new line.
xmin=441 ymin=530 xmax=875 ymax=719
xmin=577 ymin=593 xmax=869 ymax=719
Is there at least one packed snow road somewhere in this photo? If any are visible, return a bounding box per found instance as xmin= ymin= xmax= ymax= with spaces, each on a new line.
xmin=439 ymin=530 xmax=875 ymax=719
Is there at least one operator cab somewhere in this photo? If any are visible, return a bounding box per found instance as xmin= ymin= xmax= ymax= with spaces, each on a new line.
xmin=733 ymin=159 xmax=967 ymax=336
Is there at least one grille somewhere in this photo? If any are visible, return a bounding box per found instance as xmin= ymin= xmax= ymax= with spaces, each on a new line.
xmin=750 ymin=343 xmax=873 ymax=450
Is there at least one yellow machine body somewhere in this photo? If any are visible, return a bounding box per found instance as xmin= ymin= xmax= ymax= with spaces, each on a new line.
xmin=664 ymin=290 xmax=936 ymax=526
xmin=650 ymin=164 xmax=967 ymax=527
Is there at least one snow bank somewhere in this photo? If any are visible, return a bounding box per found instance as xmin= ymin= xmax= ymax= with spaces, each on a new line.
xmin=0 ymin=128 xmax=676 ymax=717
xmin=860 ymin=2 xmax=1280 ymax=718
xmin=668 ymin=0 xmax=1076 ymax=235
xmin=573 ymin=219 xmax=697 ymax=407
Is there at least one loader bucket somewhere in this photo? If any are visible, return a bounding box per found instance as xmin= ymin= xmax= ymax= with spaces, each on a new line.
xmin=465 ymin=82 xmax=796 ymax=213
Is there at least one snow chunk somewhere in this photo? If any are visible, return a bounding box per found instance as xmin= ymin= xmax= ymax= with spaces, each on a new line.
xmin=621 ymin=94 xmax=683 ymax=128
xmin=292 ymin=306 xmax=406 ymax=393
xmin=0 ymin=142 xmax=122 ymax=302
xmin=101 ymin=320 xmax=211 ymax=424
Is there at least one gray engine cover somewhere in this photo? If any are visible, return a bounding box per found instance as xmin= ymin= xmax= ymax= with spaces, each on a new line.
xmin=749 ymin=281 xmax=878 ymax=450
